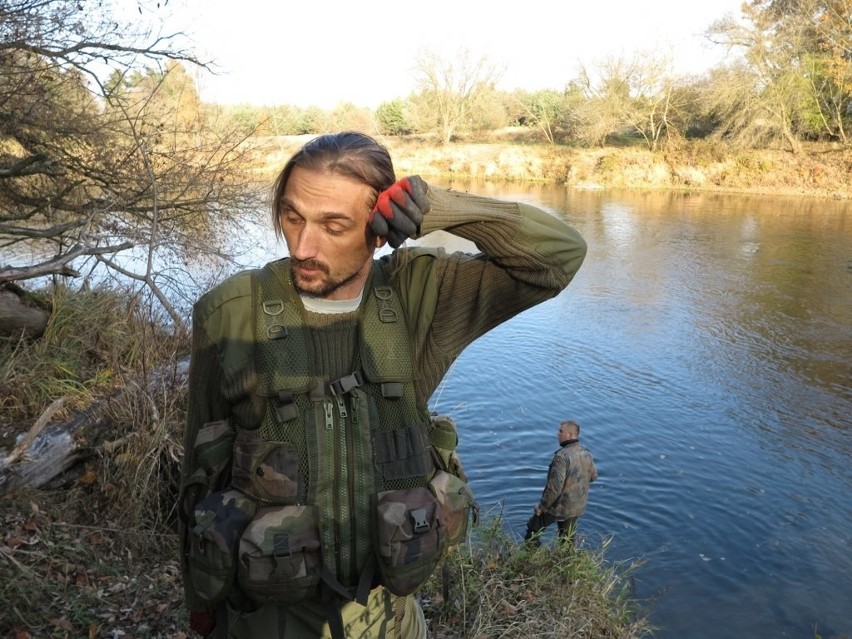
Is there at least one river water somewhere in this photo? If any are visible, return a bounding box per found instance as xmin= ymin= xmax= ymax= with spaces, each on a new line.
xmin=413 ymin=184 xmax=851 ymax=639
xmin=231 ymin=183 xmax=851 ymax=637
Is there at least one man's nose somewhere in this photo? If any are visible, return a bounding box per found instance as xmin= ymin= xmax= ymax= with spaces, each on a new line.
xmin=291 ymin=225 xmax=320 ymax=259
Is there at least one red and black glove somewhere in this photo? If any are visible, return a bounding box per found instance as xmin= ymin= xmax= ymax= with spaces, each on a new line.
xmin=190 ymin=610 xmax=216 ymax=637
xmin=368 ymin=176 xmax=430 ymax=248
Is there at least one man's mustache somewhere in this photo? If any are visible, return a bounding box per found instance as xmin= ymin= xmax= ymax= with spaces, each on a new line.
xmin=291 ymin=258 xmax=329 ymax=274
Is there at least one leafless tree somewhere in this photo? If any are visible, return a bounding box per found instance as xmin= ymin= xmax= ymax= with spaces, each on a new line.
xmin=0 ymin=1 xmax=262 ymax=332
xmin=410 ymin=48 xmax=503 ymax=144
xmin=578 ymin=52 xmax=688 ymax=151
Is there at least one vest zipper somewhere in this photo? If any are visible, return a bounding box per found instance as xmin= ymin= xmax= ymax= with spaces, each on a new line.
xmin=324 ymin=402 xmax=334 ymax=430
xmin=349 ymin=392 xmax=369 ymax=579
xmin=343 ymin=394 xmax=358 ymax=586
xmin=318 ymin=399 xmax=337 ymax=585
xmin=336 ymin=395 xmax=352 ymax=584
xmin=335 ymin=397 xmax=347 ymax=419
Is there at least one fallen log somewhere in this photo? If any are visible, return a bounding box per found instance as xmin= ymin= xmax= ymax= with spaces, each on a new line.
xmin=0 ymin=284 xmax=50 ymax=338
xmin=0 ymin=355 xmax=190 ymax=496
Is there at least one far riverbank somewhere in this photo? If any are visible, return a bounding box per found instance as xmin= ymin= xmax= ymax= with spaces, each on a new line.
xmin=250 ymin=135 xmax=852 ymax=201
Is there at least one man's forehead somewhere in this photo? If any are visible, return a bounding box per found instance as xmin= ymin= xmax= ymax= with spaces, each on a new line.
xmin=283 ymin=169 xmax=373 ymax=216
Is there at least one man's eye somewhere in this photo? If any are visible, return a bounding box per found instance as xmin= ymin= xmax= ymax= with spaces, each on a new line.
xmin=326 ymin=226 xmax=345 ymax=236
xmin=284 ymin=214 xmax=303 ymax=225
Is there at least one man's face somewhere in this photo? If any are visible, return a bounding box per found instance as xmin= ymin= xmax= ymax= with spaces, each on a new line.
xmin=279 ymin=166 xmax=378 ymax=300
xmin=557 ymin=424 xmax=570 ymax=443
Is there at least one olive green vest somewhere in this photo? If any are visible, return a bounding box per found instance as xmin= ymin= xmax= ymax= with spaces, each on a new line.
xmin=229 ymin=259 xmax=432 ymax=593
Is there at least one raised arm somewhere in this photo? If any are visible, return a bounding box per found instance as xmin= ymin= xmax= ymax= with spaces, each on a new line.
xmin=385 ymin=181 xmax=587 ymax=403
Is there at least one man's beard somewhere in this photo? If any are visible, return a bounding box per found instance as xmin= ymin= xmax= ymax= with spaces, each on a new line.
xmin=290 ymin=257 xmax=363 ymax=299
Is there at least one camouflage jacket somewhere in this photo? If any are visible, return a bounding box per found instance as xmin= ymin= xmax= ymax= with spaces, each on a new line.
xmin=539 ymin=440 xmax=598 ymax=520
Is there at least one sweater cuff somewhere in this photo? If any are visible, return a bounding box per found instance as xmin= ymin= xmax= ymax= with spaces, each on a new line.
xmin=417 ymin=186 xmax=520 ymax=237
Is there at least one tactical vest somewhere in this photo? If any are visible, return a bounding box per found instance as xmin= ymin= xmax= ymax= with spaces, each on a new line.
xmin=183 ymin=259 xmax=474 ymax=621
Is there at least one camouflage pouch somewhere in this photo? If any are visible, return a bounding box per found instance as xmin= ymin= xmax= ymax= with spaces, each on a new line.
xmin=179 ymin=420 xmax=237 ymax=522
xmin=231 ymin=431 xmax=302 ymax=504
xmin=428 ymin=415 xmax=467 ymax=482
xmin=237 ymin=504 xmax=321 ymax=605
xmin=429 ymin=470 xmax=475 ymax=547
xmin=374 ymin=486 xmax=444 ymax=596
xmin=188 ymin=489 xmax=257 ymax=605
xmin=195 ymin=419 xmax=236 ymax=493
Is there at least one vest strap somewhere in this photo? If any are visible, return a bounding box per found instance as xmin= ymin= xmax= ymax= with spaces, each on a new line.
xmin=381 ymin=382 xmax=404 ymax=399
xmin=321 ymin=565 xmax=355 ymax=601
xmin=325 ymin=599 xmax=346 ymax=639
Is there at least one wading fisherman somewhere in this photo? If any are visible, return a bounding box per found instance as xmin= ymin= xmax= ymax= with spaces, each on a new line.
xmin=178 ymin=131 xmax=587 ymax=638
xmin=525 ymin=420 xmax=597 ymax=546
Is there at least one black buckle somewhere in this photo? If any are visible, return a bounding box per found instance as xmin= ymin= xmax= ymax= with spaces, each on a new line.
xmin=330 ymin=371 xmax=364 ymax=396
xmin=275 ymin=390 xmax=297 ymax=422
xmin=267 ymin=324 xmax=288 ymax=340
xmin=273 ymin=532 xmax=291 ymax=557
xmin=410 ymin=508 xmax=430 ymax=534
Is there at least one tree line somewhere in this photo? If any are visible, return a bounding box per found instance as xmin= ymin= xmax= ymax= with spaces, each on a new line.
xmin=226 ymin=0 xmax=851 ymax=153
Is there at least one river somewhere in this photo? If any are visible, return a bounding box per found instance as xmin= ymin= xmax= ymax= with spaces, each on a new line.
xmin=410 ymin=184 xmax=851 ymax=639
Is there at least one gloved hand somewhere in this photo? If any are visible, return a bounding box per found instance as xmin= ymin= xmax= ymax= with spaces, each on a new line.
xmin=368 ymin=176 xmax=430 ymax=248
xmin=190 ymin=610 xmax=216 ymax=636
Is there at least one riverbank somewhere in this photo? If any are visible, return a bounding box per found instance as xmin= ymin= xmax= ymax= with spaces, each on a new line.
xmin=250 ymin=134 xmax=852 ymax=200
xmin=0 ymin=289 xmax=650 ymax=638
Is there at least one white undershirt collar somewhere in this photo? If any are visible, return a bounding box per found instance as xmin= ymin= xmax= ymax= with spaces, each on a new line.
xmin=300 ymin=289 xmax=364 ymax=314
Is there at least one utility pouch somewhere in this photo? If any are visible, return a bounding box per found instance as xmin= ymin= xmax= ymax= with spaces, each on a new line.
xmin=372 ymin=422 xmax=432 ymax=482
xmin=374 ymin=486 xmax=444 ymax=596
xmin=428 ymin=415 xmax=467 ymax=482
xmin=429 ymin=470 xmax=474 ymax=547
xmin=187 ymin=489 xmax=257 ymax=605
xmin=237 ymin=504 xmax=322 ymax=605
xmin=195 ymin=419 xmax=236 ymax=493
xmin=179 ymin=420 xmax=237 ymax=523
xmin=231 ymin=431 xmax=302 ymax=504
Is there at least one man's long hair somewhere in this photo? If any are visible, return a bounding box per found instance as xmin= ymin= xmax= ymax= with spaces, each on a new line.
xmin=271 ymin=131 xmax=396 ymax=241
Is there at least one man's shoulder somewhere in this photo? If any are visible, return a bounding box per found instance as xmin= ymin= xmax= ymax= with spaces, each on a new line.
xmin=380 ymin=245 xmax=474 ymax=289
xmin=380 ymin=246 xmax=443 ymax=270
xmin=192 ymin=263 xmax=281 ymax=328
xmin=195 ymin=270 xmax=255 ymax=314
xmin=555 ymin=442 xmax=589 ymax=458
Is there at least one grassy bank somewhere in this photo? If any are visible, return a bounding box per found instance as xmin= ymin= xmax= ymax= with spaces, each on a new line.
xmin=1 ymin=488 xmax=650 ymax=638
xmin=252 ymin=134 xmax=852 ymax=201
xmin=0 ymin=289 xmax=651 ymax=638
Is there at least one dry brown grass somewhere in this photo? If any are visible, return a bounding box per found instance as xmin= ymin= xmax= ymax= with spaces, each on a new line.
xmin=251 ymin=134 xmax=852 ymax=201
xmin=419 ymin=515 xmax=652 ymax=639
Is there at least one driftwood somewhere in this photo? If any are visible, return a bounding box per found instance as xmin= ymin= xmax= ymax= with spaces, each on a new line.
xmin=0 ymin=284 xmax=50 ymax=338
xmin=0 ymin=355 xmax=190 ymax=496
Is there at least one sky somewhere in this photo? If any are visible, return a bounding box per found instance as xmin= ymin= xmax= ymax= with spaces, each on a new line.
xmin=150 ymin=0 xmax=746 ymax=109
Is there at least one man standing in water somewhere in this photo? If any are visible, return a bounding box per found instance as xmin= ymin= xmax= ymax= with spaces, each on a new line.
xmin=179 ymin=131 xmax=586 ymax=638
xmin=525 ymin=420 xmax=598 ymax=546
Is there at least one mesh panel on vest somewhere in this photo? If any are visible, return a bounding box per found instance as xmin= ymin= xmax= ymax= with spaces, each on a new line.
xmin=249 ymin=262 xmax=430 ymax=497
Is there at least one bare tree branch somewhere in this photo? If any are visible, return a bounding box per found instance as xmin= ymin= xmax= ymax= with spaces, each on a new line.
xmin=0 ymin=242 xmax=133 ymax=284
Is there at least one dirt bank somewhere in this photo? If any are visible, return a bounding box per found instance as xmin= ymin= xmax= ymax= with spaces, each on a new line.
xmin=250 ymin=136 xmax=852 ymax=200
